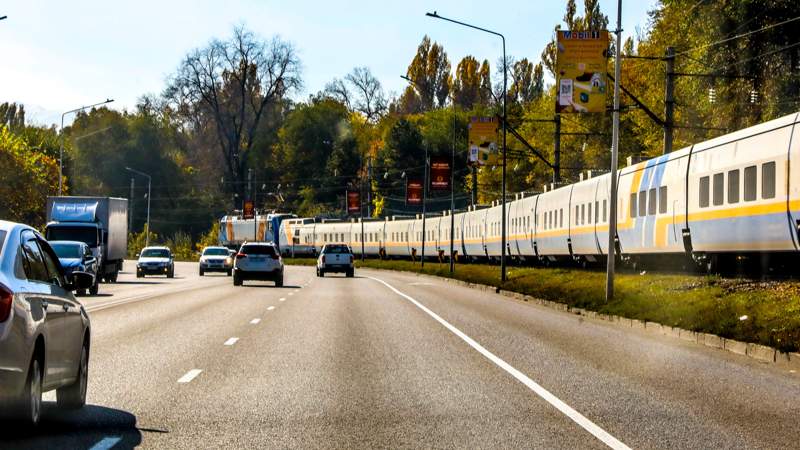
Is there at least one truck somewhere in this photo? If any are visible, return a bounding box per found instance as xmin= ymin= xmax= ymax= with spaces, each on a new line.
xmin=218 ymin=212 xmax=296 ymax=250
xmin=45 ymin=196 xmax=128 ymax=283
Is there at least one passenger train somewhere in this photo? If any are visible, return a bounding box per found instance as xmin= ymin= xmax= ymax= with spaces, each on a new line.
xmin=277 ymin=112 xmax=800 ymax=272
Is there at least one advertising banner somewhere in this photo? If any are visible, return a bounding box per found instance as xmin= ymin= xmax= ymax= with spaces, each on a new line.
xmin=347 ymin=191 xmax=360 ymax=215
xmin=430 ymin=156 xmax=451 ymax=191
xmin=406 ymin=179 xmax=423 ymax=205
xmin=243 ymin=200 xmax=254 ymax=220
xmin=468 ymin=117 xmax=499 ymax=166
xmin=555 ymin=30 xmax=609 ymax=113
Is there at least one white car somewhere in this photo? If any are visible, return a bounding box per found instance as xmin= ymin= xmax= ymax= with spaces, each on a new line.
xmin=199 ymin=246 xmax=233 ymax=276
xmin=316 ymin=244 xmax=354 ymax=278
xmin=136 ymin=247 xmax=175 ymax=278
xmin=233 ymin=242 xmax=283 ymax=287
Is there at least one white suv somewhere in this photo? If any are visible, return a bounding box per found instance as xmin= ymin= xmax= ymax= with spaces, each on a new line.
xmin=233 ymin=242 xmax=284 ymax=287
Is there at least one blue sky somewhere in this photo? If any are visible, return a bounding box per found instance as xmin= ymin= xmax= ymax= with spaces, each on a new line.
xmin=0 ymin=0 xmax=656 ymax=126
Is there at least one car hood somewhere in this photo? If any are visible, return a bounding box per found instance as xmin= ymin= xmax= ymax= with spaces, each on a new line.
xmin=138 ymin=257 xmax=170 ymax=264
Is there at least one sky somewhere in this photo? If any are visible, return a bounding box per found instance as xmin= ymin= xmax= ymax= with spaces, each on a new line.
xmin=0 ymin=0 xmax=656 ymax=127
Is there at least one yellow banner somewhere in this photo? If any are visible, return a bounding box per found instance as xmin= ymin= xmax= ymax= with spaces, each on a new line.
xmin=468 ymin=117 xmax=499 ymax=166
xmin=556 ymin=30 xmax=609 ymax=113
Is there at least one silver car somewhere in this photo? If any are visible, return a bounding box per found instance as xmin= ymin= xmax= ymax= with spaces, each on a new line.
xmin=199 ymin=246 xmax=233 ymax=276
xmin=0 ymin=220 xmax=94 ymax=424
xmin=233 ymin=242 xmax=284 ymax=287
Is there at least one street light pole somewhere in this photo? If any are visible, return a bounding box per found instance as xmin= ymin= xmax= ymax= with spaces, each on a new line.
xmin=449 ymin=97 xmax=456 ymax=273
xmin=421 ymin=144 xmax=428 ymax=268
xmin=58 ymin=98 xmax=114 ymax=196
xmin=606 ymin=0 xmax=623 ymax=301
xmin=426 ymin=11 xmax=507 ymax=282
xmin=125 ymin=167 xmax=151 ymax=248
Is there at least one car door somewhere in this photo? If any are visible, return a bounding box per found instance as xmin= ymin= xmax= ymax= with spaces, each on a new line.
xmin=19 ymin=230 xmax=64 ymax=384
xmin=39 ymin=237 xmax=83 ymax=381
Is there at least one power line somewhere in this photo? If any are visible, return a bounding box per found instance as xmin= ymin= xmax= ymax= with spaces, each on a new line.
xmin=675 ymin=15 xmax=800 ymax=57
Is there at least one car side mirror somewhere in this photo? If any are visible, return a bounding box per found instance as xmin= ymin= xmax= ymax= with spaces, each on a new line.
xmin=135 ymin=253 xmax=140 ymax=258
xmin=68 ymin=271 xmax=94 ymax=291
xmin=85 ymin=256 xmax=96 ymax=265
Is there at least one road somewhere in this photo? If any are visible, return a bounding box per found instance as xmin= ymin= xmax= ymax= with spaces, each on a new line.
xmin=2 ymin=261 xmax=799 ymax=449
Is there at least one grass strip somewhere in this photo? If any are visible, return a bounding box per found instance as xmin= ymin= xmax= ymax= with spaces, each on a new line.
xmin=286 ymin=257 xmax=800 ymax=352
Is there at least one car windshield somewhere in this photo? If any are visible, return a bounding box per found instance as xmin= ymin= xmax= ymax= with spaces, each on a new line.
xmin=324 ymin=245 xmax=350 ymax=254
xmin=0 ymin=230 xmax=5 ymax=254
xmin=46 ymin=226 xmax=98 ymax=247
xmin=141 ymin=249 xmax=170 ymax=258
xmin=51 ymin=243 xmax=82 ymax=259
xmin=203 ymin=248 xmax=229 ymax=256
xmin=240 ymin=245 xmax=276 ymax=256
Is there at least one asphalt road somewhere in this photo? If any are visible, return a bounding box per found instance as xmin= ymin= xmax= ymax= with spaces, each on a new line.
xmin=2 ymin=260 xmax=799 ymax=449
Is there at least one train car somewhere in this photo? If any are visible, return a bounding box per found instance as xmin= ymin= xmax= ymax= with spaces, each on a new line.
xmin=460 ymin=205 xmax=487 ymax=259
xmin=385 ymin=217 xmax=412 ymax=258
xmin=508 ymin=193 xmax=536 ymax=259
xmin=533 ymin=183 xmax=572 ymax=261
xmin=352 ymin=219 xmax=385 ymax=257
xmin=684 ymin=112 xmax=800 ymax=270
xmin=568 ymin=175 xmax=603 ymax=261
xmin=219 ymin=214 xmax=269 ymax=248
xmin=278 ymin=217 xmax=317 ymax=257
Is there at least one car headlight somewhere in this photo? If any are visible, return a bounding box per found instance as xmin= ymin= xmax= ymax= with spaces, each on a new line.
xmin=225 ymin=257 xmax=232 ymax=265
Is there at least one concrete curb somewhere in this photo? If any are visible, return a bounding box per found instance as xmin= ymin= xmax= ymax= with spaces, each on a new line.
xmin=419 ymin=272 xmax=800 ymax=373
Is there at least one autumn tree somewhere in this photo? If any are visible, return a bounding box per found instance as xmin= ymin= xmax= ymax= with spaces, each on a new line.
xmin=325 ymin=66 xmax=388 ymax=123
xmin=398 ymin=36 xmax=452 ymax=113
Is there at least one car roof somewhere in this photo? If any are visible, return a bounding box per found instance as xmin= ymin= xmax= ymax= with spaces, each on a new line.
xmin=0 ymin=220 xmax=30 ymax=234
xmin=142 ymin=246 xmax=170 ymax=250
xmin=48 ymin=240 xmax=86 ymax=247
xmin=241 ymin=242 xmax=276 ymax=246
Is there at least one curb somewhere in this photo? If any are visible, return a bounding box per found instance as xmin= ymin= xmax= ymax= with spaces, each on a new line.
xmin=421 ymin=272 xmax=800 ymax=373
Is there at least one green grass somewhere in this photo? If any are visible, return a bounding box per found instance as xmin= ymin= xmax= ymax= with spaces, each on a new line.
xmin=286 ymin=257 xmax=800 ymax=352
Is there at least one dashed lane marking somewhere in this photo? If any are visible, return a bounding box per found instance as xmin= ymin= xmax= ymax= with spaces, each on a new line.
xmin=250 ymin=318 xmax=261 ymax=324
xmin=279 ymin=298 xmax=286 ymax=302
xmin=366 ymin=275 xmax=632 ymax=450
xmin=177 ymin=369 xmax=202 ymax=383
xmin=267 ymin=306 xmax=276 ymax=311
xmin=224 ymin=337 xmax=239 ymax=346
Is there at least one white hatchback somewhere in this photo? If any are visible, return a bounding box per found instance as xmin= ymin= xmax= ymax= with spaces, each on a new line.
xmin=233 ymin=243 xmax=284 ymax=287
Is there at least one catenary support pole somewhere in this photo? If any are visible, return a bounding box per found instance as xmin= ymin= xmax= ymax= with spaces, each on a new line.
xmin=606 ymin=0 xmax=623 ymax=302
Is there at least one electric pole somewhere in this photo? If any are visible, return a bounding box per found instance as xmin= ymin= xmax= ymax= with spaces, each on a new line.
xmin=664 ymin=46 xmax=676 ymax=154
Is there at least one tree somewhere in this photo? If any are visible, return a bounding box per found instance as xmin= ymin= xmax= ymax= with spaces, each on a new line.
xmin=452 ymin=56 xmax=482 ymax=109
xmin=325 ymin=67 xmax=388 ymax=123
xmin=400 ymin=36 xmax=452 ymax=112
xmin=165 ymin=26 xmax=301 ymax=199
xmin=0 ymin=102 xmax=25 ymax=130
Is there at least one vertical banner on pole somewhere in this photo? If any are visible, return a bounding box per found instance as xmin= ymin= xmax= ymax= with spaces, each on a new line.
xmin=468 ymin=117 xmax=499 ymax=166
xmin=243 ymin=200 xmax=255 ymax=220
xmin=430 ymin=156 xmax=451 ymax=191
xmin=406 ymin=179 xmax=423 ymax=205
xmin=555 ymin=30 xmax=609 ymax=113
xmin=347 ymin=191 xmax=361 ymax=215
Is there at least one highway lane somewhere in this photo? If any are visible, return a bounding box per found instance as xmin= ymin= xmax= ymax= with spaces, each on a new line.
xmin=1 ymin=262 xmax=798 ymax=449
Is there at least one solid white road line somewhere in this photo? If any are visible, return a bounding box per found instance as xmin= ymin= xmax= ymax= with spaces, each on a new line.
xmin=177 ymin=369 xmax=202 ymax=383
xmin=268 ymin=306 xmax=276 ymax=311
xmin=224 ymin=337 xmax=239 ymax=346
xmin=250 ymin=318 xmax=261 ymax=324
xmin=89 ymin=436 xmax=122 ymax=450
xmin=367 ymin=275 xmax=631 ymax=450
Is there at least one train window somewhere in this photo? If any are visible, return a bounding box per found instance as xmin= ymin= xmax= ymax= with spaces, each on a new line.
xmin=762 ymin=161 xmax=776 ymax=199
xmin=603 ymin=199 xmax=607 ymax=222
xmin=588 ymin=203 xmax=592 ymax=224
xmin=638 ymin=191 xmax=647 ymax=217
xmin=744 ymin=166 xmax=757 ymax=201
xmin=713 ymin=173 xmax=724 ymax=206
xmin=595 ymin=201 xmax=599 ymax=223
xmin=559 ymin=209 xmax=563 ymax=228
xmin=728 ymin=170 xmax=739 ymax=204
xmin=580 ymin=204 xmax=585 ymax=225
xmin=575 ymin=205 xmax=579 ymax=225
xmin=648 ymin=188 xmax=657 ymax=215
xmin=699 ymin=176 xmax=710 ymax=207
xmin=659 ymin=186 xmax=668 ymax=214
xmin=630 ymin=193 xmax=637 ymax=218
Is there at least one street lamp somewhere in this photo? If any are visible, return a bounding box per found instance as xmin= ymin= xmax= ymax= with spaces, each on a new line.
xmin=400 ymin=75 xmax=430 ymax=268
xmin=58 ymin=99 xmax=114 ymax=195
xmin=0 ymin=15 xmax=7 ymax=21
xmin=426 ymin=11 xmax=508 ymax=282
xmin=125 ymin=167 xmax=151 ymax=248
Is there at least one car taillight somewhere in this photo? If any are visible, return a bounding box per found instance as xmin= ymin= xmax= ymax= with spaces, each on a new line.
xmin=322 ymin=255 xmax=326 ymax=263
xmin=350 ymin=255 xmax=354 ymax=263
xmin=271 ymin=254 xmax=280 ymax=260
xmin=236 ymin=253 xmax=247 ymax=259
xmin=0 ymin=285 xmax=12 ymax=323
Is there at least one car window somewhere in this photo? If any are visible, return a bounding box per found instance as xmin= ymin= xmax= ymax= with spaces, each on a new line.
xmin=51 ymin=242 xmax=83 ymax=259
xmin=0 ymin=230 xmax=6 ymax=254
xmin=240 ymin=245 xmax=277 ymax=256
xmin=20 ymin=231 xmax=51 ymax=283
xmin=203 ymin=248 xmax=229 ymax=256
xmin=323 ymin=245 xmax=350 ymax=254
xmin=39 ymin=240 xmax=66 ymax=287
xmin=141 ymin=249 xmax=171 ymax=258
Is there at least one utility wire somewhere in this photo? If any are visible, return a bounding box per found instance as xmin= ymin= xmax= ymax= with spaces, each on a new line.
xmin=674 ymin=15 xmax=800 ymax=57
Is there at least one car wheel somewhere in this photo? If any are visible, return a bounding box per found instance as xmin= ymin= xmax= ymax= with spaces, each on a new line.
xmin=57 ymin=341 xmax=88 ymax=410
xmin=275 ymin=275 xmax=284 ymax=287
xmin=226 ymin=269 xmax=232 ymax=277
xmin=233 ymin=273 xmax=242 ymax=286
xmin=136 ymin=270 xmax=144 ymax=278
xmin=346 ymin=269 xmax=354 ymax=278
xmin=76 ymin=289 xmax=86 ymax=296
xmin=109 ymin=272 xmax=118 ymax=283
xmin=167 ymin=268 xmax=174 ymax=278
xmin=199 ymin=269 xmax=204 ymax=276
xmin=18 ymin=356 xmax=42 ymax=425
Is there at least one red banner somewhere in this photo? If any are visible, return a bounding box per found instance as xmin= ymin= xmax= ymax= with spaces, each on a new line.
xmin=347 ymin=191 xmax=360 ymax=215
xmin=430 ymin=156 xmax=451 ymax=191
xmin=406 ymin=179 xmax=423 ymax=205
xmin=243 ymin=200 xmax=254 ymax=220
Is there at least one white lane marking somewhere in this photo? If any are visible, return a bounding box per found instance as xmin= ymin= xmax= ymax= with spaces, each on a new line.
xmin=367 ymin=276 xmax=631 ymax=450
xmin=279 ymin=297 xmax=286 ymax=302
xmin=224 ymin=337 xmax=239 ymax=346
xmin=268 ymin=306 xmax=276 ymax=311
xmin=89 ymin=436 xmax=122 ymax=450
xmin=409 ymin=282 xmax=435 ymax=286
xmin=288 ymin=292 xmax=294 ymax=296
xmin=177 ymin=369 xmax=202 ymax=383
xmin=250 ymin=318 xmax=261 ymax=324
